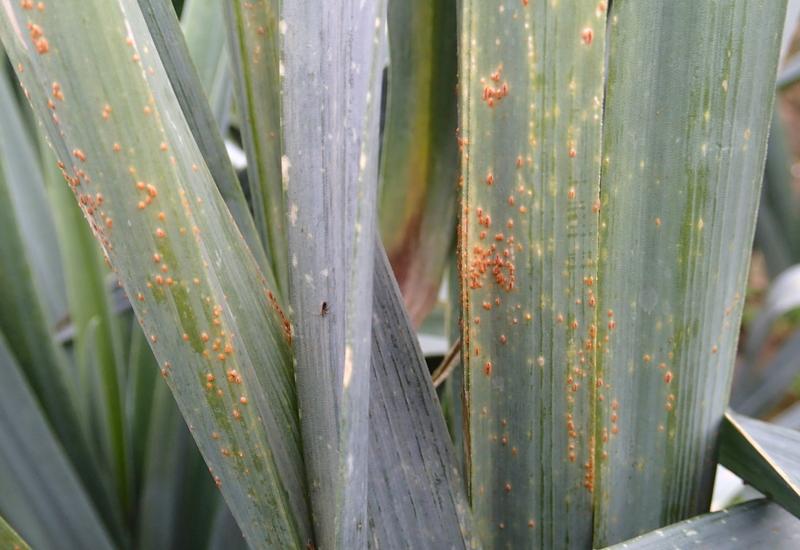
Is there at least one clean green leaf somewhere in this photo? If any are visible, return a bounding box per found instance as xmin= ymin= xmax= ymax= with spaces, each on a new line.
xmin=180 ymin=0 xmax=233 ymax=130
xmin=733 ymin=330 xmax=800 ymax=417
xmin=0 ymin=331 xmax=114 ymax=550
xmin=754 ymin=110 xmax=800 ymax=278
xmin=743 ymin=265 xmax=800 ymax=363
xmin=0 ymin=1 xmax=311 ymax=546
xmin=0 ymin=45 xmax=66 ymax=325
xmin=595 ymin=1 xmax=785 ymax=544
xmin=458 ymin=1 xmax=606 ymax=546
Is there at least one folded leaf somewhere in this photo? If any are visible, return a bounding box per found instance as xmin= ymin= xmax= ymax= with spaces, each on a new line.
xmin=720 ymin=411 xmax=800 ymax=520
xmin=367 ymin=242 xmax=474 ymax=548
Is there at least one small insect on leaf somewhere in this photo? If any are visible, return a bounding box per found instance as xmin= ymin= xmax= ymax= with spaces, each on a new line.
xmin=320 ymin=301 xmax=329 ymax=317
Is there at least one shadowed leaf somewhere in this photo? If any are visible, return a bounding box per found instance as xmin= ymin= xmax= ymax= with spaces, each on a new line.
xmin=379 ymin=0 xmax=459 ymax=326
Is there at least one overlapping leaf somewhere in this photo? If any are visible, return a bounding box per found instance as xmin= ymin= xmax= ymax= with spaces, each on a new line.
xmin=0 ymin=1 xmax=310 ymax=546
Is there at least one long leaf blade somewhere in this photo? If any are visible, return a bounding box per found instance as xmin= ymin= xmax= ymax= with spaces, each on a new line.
xmin=458 ymin=1 xmax=606 ymax=546
xmin=148 ymin=4 xmax=473 ymax=547
xmin=180 ymin=0 xmax=233 ymax=129
xmin=0 ymin=2 xmax=311 ymax=546
xmin=224 ymin=0 xmax=288 ymax=294
xmin=0 ymin=80 xmax=120 ymax=533
xmin=138 ymin=0 xmax=272 ymax=281
xmin=0 ymin=331 xmax=114 ymax=550
xmin=0 ymin=46 xmax=66 ymax=325
xmin=280 ymin=1 xmax=385 ymax=546
xmin=41 ymin=137 xmax=130 ymax=522
xmin=595 ymin=1 xmax=786 ymax=544
xmin=367 ymin=241 xmax=474 ymax=548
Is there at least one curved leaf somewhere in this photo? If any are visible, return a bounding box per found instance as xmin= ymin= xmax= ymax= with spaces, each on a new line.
xmin=379 ymin=0 xmax=459 ymax=326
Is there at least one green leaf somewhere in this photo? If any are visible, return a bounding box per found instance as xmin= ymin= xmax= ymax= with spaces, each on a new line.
xmin=0 ymin=2 xmax=311 ymax=546
xmin=720 ymin=411 xmax=800 ymax=519
xmin=733 ymin=264 xmax=800 ymax=414
xmin=224 ymin=0 xmax=288 ymax=294
xmin=0 ymin=330 xmax=114 ymax=550
xmin=208 ymin=505 xmax=246 ymax=550
xmin=754 ymin=110 xmax=800 ymax=278
xmin=458 ymin=1 xmax=606 ymax=546
xmin=280 ymin=1 xmax=385 ymax=546
xmin=135 ymin=378 xmax=223 ymax=550
xmin=153 ymin=3 xmax=472 ymax=547
xmin=137 ymin=0 xmax=272 ymax=283
xmin=0 ymin=82 xmax=119 ymax=532
xmin=743 ymin=265 xmax=800 ymax=363
xmin=0 ymin=514 xmax=30 ymax=550
xmin=41 ymin=136 xmax=130 ymax=518
xmin=0 ymin=46 xmax=66 ymax=326
xmin=595 ymin=1 xmax=786 ymax=545
xmin=180 ymin=0 xmax=233 ymax=130
xmin=379 ymin=0 xmax=459 ymax=326
xmin=367 ymin=242 xmax=474 ymax=548
xmin=442 ymin=259 xmax=466 ymax=478
xmin=0 ymin=53 xmax=74 ymax=438
xmin=603 ymin=499 xmax=800 ymax=549
xmin=734 ymin=329 xmax=800 ymax=417
xmin=126 ymin=314 xmax=159 ymax=503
